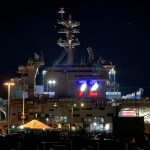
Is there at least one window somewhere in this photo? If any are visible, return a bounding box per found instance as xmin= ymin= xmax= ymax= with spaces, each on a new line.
xmin=107 ymin=113 xmax=114 ymax=117
xmin=86 ymin=108 xmax=92 ymax=110
xmin=73 ymin=108 xmax=80 ymax=111
xmin=73 ymin=114 xmax=80 ymax=117
xmin=86 ymin=114 xmax=93 ymax=117
xmin=99 ymin=107 xmax=105 ymax=110
xmin=49 ymin=109 xmax=54 ymax=111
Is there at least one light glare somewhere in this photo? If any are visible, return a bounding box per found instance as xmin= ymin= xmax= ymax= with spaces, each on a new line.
xmin=91 ymin=83 xmax=98 ymax=91
xmin=80 ymin=83 xmax=87 ymax=92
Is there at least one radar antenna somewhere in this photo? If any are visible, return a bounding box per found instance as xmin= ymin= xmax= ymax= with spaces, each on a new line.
xmin=57 ymin=8 xmax=80 ymax=65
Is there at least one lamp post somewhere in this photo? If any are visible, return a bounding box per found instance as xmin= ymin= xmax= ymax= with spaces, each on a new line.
xmin=109 ymin=68 xmax=116 ymax=92
xmin=22 ymin=90 xmax=25 ymax=124
xmin=113 ymin=69 xmax=116 ymax=92
xmin=48 ymin=80 xmax=56 ymax=96
xmin=71 ymin=103 xmax=84 ymax=130
xmin=22 ymin=78 xmax=26 ymax=125
xmin=4 ymin=81 xmax=15 ymax=132
xmin=42 ymin=70 xmax=46 ymax=92
xmin=71 ymin=104 xmax=77 ymax=126
xmin=17 ymin=65 xmax=27 ymax=125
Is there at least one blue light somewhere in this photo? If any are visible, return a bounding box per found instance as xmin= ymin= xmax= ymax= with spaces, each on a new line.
xmin=77 ymin=80 xmax=101 ymax=97
xmin=78 ymin=80 xmax=87 ymax=84
xmin=89 ymin=80 xmax=98 ymax=84
xmin=77 ymin=80 xmax=101 ymax=85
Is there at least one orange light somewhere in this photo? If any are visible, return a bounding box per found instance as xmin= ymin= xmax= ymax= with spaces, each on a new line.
xmin=4 ymin=82 xmax=15 ymax=86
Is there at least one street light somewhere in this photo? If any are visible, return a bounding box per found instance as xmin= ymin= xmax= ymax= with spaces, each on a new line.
xmin=71 ymin=104 xmax=77 ymax=126
xmin=109 ymin=68 xmax=116 ymax=92
xmin=42 ymin=70 xmax=46 ymax=92
xmin=48 ymin=80 xmax=56 ymax=96
xmin=71 ymin=103 xmax=84 ymax=129
xmin=22 ymin=78 xmax=26 ymax=125
xmin=17 ymin=65 xmax=27 ymax=125
xmin=4 ymin=81 xmax=15 ymax=133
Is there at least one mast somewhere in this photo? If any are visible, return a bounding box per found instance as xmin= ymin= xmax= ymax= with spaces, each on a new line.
xmin=57 ymin=8 xmax=80 ymax=65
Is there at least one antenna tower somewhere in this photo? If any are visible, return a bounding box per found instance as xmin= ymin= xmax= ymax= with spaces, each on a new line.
xmin=57 ymin=8 xmax=80 ymax=65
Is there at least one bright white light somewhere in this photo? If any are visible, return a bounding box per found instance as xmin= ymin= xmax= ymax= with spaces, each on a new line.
xmin=52 ymin=80 xmax=56 ymax=84
xmin=80 ymin=103 xmax=84 ymax=107
xmin=12 ymin=125 xmax=15 ymax=129
xmin=43 ymin=70 xmax=46 ymax=75
xmin=105 ymin=124 xmax=110 ymax=131
xmin=49 ymin=80 xmax=52 ymax=84
xmin=73 ymin=104 xmax=77 ymax=107
xmin=93 ymin=122 xmax=97 ymax=126
xmin=35 ymin=113 xmax=38 ymax=118
xmin=49 ymin=80 xmax=56 ymax=84
xmin=19 ymin=126 xmax=24 ymax=129
xmin=91 ymin=83 xmax=98 ymax=91
xmin=54 ymin=103 xmax=57 ymax=107
xmin=71 ymin=126 xmax=76 ymax=131
xmin=109 ymin=68 xmax=116 ymax=75
xmin=46 ymin=118 xmax=49 ymax=122
xmin=80 ymin=83 xmax=87 ymax=92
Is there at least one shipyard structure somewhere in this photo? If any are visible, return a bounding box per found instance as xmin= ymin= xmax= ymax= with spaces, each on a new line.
xmin=0 ymin=8 xmax=149 ymax=134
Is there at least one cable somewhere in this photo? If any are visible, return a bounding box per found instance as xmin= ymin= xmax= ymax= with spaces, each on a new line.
xmin=54 ymin=48 xmax=67 ymax=65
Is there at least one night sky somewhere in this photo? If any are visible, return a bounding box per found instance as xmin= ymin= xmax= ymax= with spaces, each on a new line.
xmin=0 ymin=0 xmax=150 ymax=98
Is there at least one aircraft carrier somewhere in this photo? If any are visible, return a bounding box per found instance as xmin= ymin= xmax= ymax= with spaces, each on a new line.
xmin=0 ymin=8 xmax=150 ymax=134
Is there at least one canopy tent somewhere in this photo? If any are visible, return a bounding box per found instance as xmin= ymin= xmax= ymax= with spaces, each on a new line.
xmin=19 ymin=119 xmax=52 ymax=129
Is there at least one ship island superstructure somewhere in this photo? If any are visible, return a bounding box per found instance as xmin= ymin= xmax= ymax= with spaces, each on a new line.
xmin=1 ymin=8 xmax=150 ymax=134
xmin=44 ymin=8 xmax=115 ymax=99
